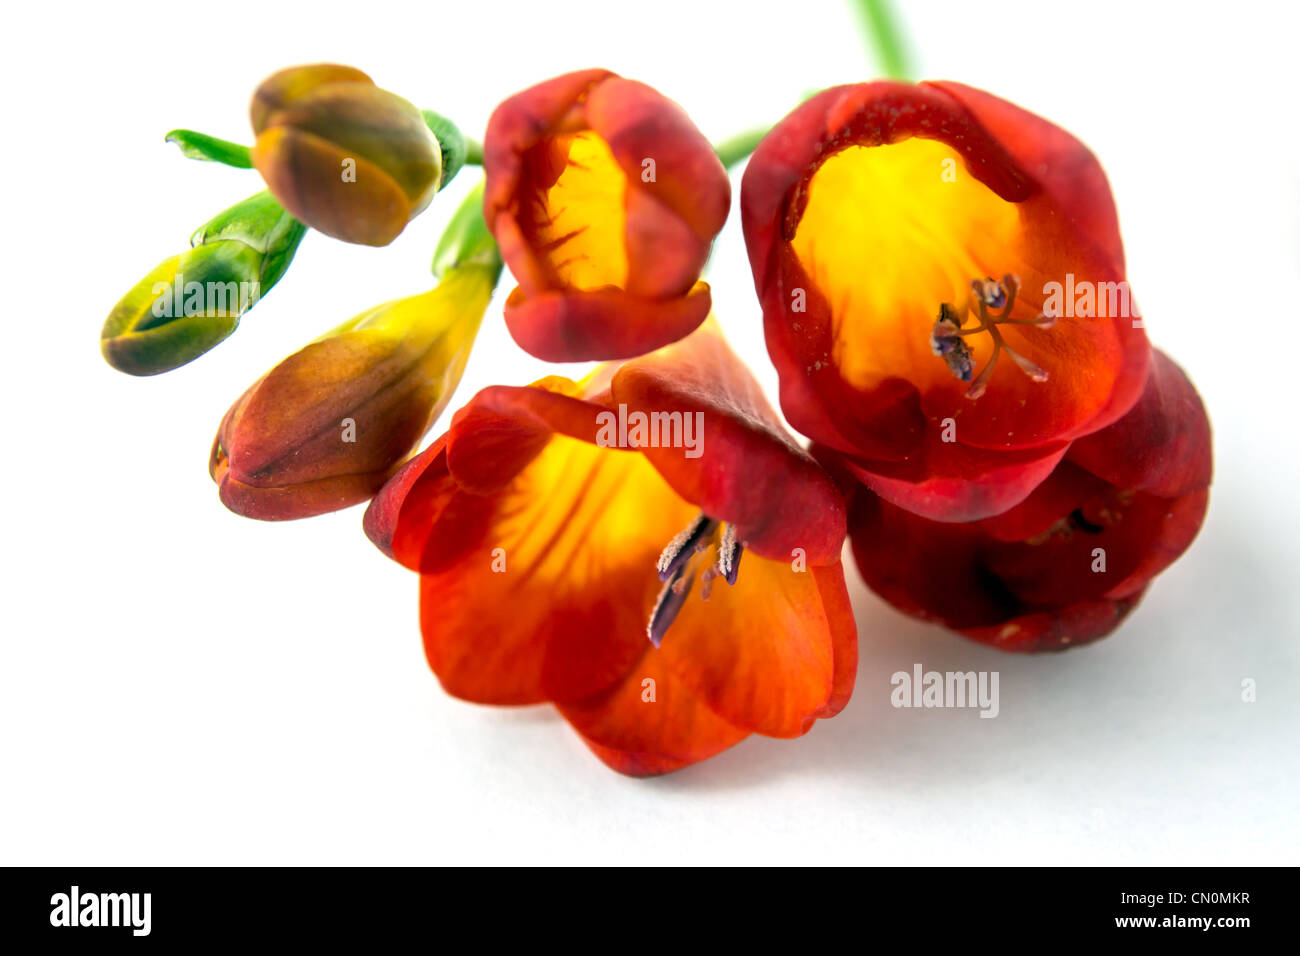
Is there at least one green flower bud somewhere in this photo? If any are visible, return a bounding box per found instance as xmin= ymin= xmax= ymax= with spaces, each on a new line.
xmin=100 ymin=192 xmax=306 ymax=376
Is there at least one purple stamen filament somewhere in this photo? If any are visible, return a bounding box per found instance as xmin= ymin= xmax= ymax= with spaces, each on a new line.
xmin=647 ymin=511 xmax=745 ymax=647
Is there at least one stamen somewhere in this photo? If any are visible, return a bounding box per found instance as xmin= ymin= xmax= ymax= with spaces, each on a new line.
xmin=929 ymin=303 xmax=974 ymax=382
xmin=1003 ymin=345 xmax=1049 ymax=382
xmin=715 ymin=523 xmax=744 ymax=586
xmin=972 ymin=276 xmax=1007 ymax=310
xmin=646 ymin=516 xmax=746 ymax=646
xmin=647 ymin=561 xmax=694 ymax=648
xmin=930 ymin=274 xmax=1054 ymax=399
xmin=655 ymin=512 xmax=717 ymax=582
xmin=965 ymin=340 xmax=1000 ymax=400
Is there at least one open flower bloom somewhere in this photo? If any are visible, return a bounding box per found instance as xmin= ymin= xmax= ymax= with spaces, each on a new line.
xmin=483 ymin=69 xmax=730 ymax=361
xmin=363 ymin=322 xmax=855 ymax=775
xmin=742 ymin=81 xmax=1151 ymax=522
xmin=843 ymin=351 xmax=1211 ymax=651
xmin=209 ymin=259 xmax=495 ymax=520
xmin=251 ymin=63 xmax=441 ymax=246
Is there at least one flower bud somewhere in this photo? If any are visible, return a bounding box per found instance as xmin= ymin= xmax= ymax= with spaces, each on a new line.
xmin=250 ymin=64 xmax=441 ymax=246
xmin=101 ymin=192 xmax=305 ymax=376
xmin=209 ymin=256 xmax=499 ymax=520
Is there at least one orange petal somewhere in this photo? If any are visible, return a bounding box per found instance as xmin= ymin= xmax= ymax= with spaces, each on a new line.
xmin=419 ymin=432 xmax=697 ymax=705
xmin=558 ymin=644 xmax=750 ymax=777
xmin=657 ymin=556 xmax=854 ymax=737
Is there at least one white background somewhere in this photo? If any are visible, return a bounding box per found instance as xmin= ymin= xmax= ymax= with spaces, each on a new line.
xmin=2 ymin=0 xmax=1297 ymax=864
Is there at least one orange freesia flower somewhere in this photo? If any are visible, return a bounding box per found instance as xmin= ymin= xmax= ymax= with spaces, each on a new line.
xmin=842 ymin=351 xmax=1211 ymax=651
xmin=483 ymin=69 xmax=730 ymax=362
xmin=364 ymin=323 xmax=855 ymax=775
xmin=742 ymin=81 xmax=1150 ymax=521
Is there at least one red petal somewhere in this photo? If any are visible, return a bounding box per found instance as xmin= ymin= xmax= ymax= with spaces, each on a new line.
xmin=609 ymin=321 xmax=847 ymax=563
xmin=502 ymin=281 xmax=712 ymax=362
xmin=981 ymin=487 xmax=1208 ymax=608
xmin=847 ymin=468 xmax=1209 ymax=652
xmin=959 ymin=593 xmax=1146 ymax=653
xmin=585 ymin=76 xmax=729 ymax=289
xmin=363 ymin=437 xmax=446 ymax=564
xmin=1068 ymin=349 xmax=1213 ymax=498
xmin=838 ymin=432 xmax=1068 ymax=523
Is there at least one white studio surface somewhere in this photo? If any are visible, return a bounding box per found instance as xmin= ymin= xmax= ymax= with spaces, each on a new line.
xmin=1 ymin=0 xmax=1297 ymax=865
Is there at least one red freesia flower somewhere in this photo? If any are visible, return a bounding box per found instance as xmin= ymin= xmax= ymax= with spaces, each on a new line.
xmin=742 ymin=81 xmax=1150 ymax=522
xmin=842 ymin=350 xmax=1211 ymax=651
xmin=364 ymin=322 xmax=855 ymax=775
xmin=483 ymin=69 xmax=730 ymax=362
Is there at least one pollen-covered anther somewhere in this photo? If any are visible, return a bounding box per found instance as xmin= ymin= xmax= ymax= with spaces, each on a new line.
xmin=930 ymin=274 xmax=1055 ymax=399
xmin=930 ymin=302 xmax=974 ymax=383
xmin=715 ymin=523 xmax=744 ymax=586
xmin=655 ymin=512 xmax=716 ymax=582
xmin=647 ymin=513 xmax=745 ymax=646
xmin=973 ymin=277 xmax=1008 ymax=310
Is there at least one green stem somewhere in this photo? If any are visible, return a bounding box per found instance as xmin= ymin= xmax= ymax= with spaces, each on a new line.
xmin=714 ymin=126 xmax=769 ymax=171
xmin=164 ymin=129 xmax=254 ymax=168
xmin=850 ymin=0 xmax=915 ymax=81
xmin=431 ymin=180 xmax=501 ymax=281
xmin=422 ymin=111 xmax=484 ymax=190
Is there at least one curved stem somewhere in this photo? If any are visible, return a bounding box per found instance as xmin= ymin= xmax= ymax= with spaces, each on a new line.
xmin=850 ymin=0 xmax=915 ymax=81
xmin=431 ymin=180 xmax=502 ymax=280
xmin=714 ymin=126 xmax=769 ymax=171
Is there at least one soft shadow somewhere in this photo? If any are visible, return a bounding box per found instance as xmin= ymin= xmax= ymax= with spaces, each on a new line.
xmin=652 ymin=494 xmax=1287 ymax=794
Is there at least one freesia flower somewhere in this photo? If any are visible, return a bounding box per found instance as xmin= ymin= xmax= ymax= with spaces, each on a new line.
xmin=251 ymin=63 xmax=441 ymax=246
xmin=742 ymin=81 xmax=1150 ymax=521
xmin=483 ymin=69 xmax=730 ymax=361
xmin=209 ymin=252 xmax=497 ymax=520
xmin=101 ymin=192 xmax=305 ymax=375
xmin=363 ymin=322 xmax=855 ymax=775
xmin=842 ymin=351 xmax=1211 ymax=651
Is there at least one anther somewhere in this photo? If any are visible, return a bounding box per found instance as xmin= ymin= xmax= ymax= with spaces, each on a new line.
xmin=656 ymin=512 xmax=717 ymax=582
xmin=647 ymin=561 xmax=694 ymax=648
xmin=930 ymin=302 xmax=974 ymax=383
xmin=931 ymin=274 xmax=1054 ymax=399
xmin=647 ymin=513 xmax=745 ymax=646
xmin=972 ymin=276 xmax=1007 ymax=309
xmin=715 ymin=523 xmax=744 ymax=586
